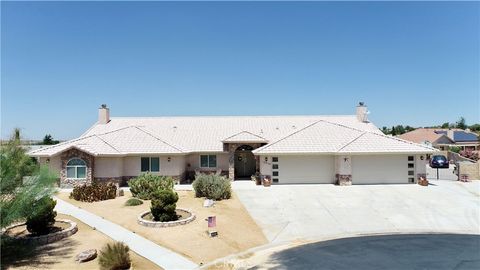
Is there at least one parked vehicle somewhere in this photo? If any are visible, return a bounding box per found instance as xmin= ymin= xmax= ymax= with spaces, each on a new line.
xmin=430 ymin=155 xmax=449 ymax=169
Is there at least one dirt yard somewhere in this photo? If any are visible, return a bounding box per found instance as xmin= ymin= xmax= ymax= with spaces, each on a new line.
xmin=1 ymin=214 xmax=162 ymax=270
xmin=56 ymin=190 xmax=268 ymax=264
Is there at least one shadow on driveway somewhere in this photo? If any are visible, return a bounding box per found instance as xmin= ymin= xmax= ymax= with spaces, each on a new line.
xmin=249 ymin=234 xmax=480 ymax=270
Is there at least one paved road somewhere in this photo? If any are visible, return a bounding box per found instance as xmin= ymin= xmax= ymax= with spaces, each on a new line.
xmin=233 ymin=179 xmax=480 ymax=243
xmin=55 ymin=197 xmax=197 ymax=270
xmin=247 ymin=234 xmax=480 ymax=270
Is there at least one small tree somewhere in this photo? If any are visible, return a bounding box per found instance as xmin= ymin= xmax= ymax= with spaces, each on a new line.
xmin=42 ymin=134 xmax=60 ymax=145
xmin=456 ymin=117 xmax=467 ymax=130
xmin=441 ymin=122 xmax=450 ymax=129
xmin=150 ymin=190 xmax=178 ymax=222
xmin=391 ymin=126 xmax=397 ymax=136
xmin=0 ymin=129 xmax=57 ymax=229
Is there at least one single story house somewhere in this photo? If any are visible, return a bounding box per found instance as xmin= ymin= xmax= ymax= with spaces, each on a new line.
xmin=398 ymin=128 xmax=479 ymax=151
xmin=29 ymin=103 xmax=435 ymax=187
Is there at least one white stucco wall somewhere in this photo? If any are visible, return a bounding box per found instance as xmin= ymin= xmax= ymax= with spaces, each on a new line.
xmin=276 ymin=155 xmax=335 ymax=184
xmin=335 ymin=155 xmax=352 ymax=175
xmin=123 ymin=155 xmax=186 ymax=176
xmin=352 ymin=154 xmax=410 ymax=184
xmin=39 ymin=156 xmax=62 ymax=177
xmin=259 ymin=156 xmax=273 ymax=176
xmin=186 ymin=153 xmax=229 ymax=170
xmin=94 ymin=157 xmax=124 ymax=178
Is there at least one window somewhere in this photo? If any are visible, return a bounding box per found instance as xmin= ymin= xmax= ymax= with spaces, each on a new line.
xmin=408 ymin=171 xmax=414 ymax=176
xmin=408 ymin=178 xmax=415 ymax=183
xmin=408 ymin=156 xmax=414 ymax=161
xmin=200 ymin=155 xmax=217 ymax=168
xmin=273 ymin=171 xmax=279 ymax=176
xmin=272 ymin=164 xmax=279 ymax=170
xmin=66 ymin=158 xmax=87 ymax=179
xmin=272 ymin=157 xmax=279 ymax=162
xmin=273 ymin=178 xmax=279 ymax=183
xmin=408 ymin=163 xmax=414 ymax=168
xmin=141 ymin=157 xmax=160 ymax=172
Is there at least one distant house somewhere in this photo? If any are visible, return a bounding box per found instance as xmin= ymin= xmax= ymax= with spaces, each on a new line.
xmin=398 ymin=128 xmax=479 ymax=151
xmin=29 ymin=103 xmax=435 ymax=187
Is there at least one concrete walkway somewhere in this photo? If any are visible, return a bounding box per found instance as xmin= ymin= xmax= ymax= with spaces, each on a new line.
xmin=54 ymin=197 xmax=197 ymax=270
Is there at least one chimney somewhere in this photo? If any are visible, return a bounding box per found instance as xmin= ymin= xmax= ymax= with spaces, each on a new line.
xmin=447 ymin=129 xmax=454 ymax=140
xmin=98 ymin=104 xmax=110 ymax=124
xmin=356 ymin=102 xmax=368 ymax=122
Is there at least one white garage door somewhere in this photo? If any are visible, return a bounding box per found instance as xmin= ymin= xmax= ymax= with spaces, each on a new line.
xmin=275 ymin=155 xmax=335 ymax=184
xmin=352 ymin=155 xmax=411 ymax=184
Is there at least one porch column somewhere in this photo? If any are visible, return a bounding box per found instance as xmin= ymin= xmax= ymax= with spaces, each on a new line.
xmin=227 ymin=143 xmax=237 ymax=180
xmin=335 ymin=155 xmax=352 ymax=186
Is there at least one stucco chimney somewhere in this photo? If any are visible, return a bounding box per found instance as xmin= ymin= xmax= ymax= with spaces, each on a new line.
xmin=98 ymin=104 xmax=110 ymax=124
xmin=356 ymin=102 xmax=368 ymax=122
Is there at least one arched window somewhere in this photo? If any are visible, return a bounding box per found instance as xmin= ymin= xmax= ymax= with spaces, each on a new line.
xmin=66 ymin=158 xmax=87 ymax=179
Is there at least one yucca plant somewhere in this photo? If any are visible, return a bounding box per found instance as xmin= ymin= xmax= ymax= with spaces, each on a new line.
xmin=98 ymin=241 xmax=131 ymax=270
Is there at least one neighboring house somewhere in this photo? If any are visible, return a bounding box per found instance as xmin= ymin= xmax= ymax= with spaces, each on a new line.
xmin=398 ymin=128 xmax=479 ymax=151
xmin=29 ymin=103 xmax=435 ymax=187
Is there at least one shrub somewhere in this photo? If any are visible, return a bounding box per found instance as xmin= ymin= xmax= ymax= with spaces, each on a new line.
xmin=124 ymin=198 xmax=143 ymax=206
xmin=449 ymin=146 xmax=462 ymax=153
xmin=98 ymin=241 xmax=131 ymax=270
xmin=26 ymin=197 xmax=57 ymax=235
xmin=150 ymin=190 xmax=178 ymax=222
xmin=70 ymin=182 xmax=117 ymax=202
xmin=128 ymin=173 xmax=174 ymax=200
xmin=192 ymin=174 xmax=231 ymax=200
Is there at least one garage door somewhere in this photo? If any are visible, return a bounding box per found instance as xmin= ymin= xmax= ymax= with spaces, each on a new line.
xmin=275 ymin=155 xmax=335 ymax=184
xmin=352 ymin=155 xmax=410 ymax=184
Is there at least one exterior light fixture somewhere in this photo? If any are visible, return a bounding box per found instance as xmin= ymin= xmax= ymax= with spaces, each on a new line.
xmin=167 ymin=157 xmax=171 ymax=162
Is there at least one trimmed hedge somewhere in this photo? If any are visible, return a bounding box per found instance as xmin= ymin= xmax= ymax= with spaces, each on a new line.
xmin=192 ymin=174 xmax=231 ymax=200
xmin=26 ymin=197 xmax=57 ymax=235
xmin=150 ymin=190 xmax=179 ymax=222
xmin=128 ymin=173 xmax=174 ymax=200
xmin=124 ymin=198 xmax=143 ymax=206
xmin=70 ymin=182 xmax=117 ymax=202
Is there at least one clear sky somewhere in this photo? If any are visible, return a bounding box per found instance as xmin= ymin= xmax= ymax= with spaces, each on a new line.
xmin=1 ymin=1 xmax=479 ymax=140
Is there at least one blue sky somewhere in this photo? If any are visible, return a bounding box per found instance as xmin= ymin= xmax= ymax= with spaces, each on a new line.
xmin=1 ymin=1 xmax=479 ymax=140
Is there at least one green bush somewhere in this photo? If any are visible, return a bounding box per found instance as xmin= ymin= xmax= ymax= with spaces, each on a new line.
xmin=98 ymin=241 xmax=131 ymax=270
xmin=26 ymin=197 xmax=57 ymax=235
xmin=70 ymin=182 xmax=117 ymax=202
xmin=192 ymin=174 xmax=231 ymax=200
xmin=449 ymin=146 xmax=462 ymax=153
xmin=150 ymin=190 xmax=179 ymax=222
xmin=128 ymin=173 xmax=174 ymax=200
xmin=124 ymin=198 xmax=143 ymax=206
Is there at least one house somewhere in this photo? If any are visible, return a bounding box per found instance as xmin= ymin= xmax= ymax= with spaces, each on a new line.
xmin=29 ymin=103 xmax=435 ymax=187
xmin=398 ymin=128 xmax=479 ymax=151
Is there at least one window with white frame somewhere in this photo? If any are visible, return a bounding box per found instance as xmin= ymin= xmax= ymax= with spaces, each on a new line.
xmin=66 ymin=158 xmax=87 ymax=179
xmin=200 ymin=155 xmax=217 ymax=168
xmin=141 ymin=157 xmax=160 ymax=172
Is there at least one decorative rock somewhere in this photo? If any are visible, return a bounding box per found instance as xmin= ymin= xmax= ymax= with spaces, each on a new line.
xmin=75 ymin=249 xmax=97 ymax=263
xmin=137 ymin=208 xmax=196 ymax=228
xmin=203 ymin=199 xmax=214 ymax=207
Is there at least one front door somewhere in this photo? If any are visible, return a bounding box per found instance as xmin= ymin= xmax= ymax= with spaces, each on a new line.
xmin=234 ymin=145 xmax=256 ymax=179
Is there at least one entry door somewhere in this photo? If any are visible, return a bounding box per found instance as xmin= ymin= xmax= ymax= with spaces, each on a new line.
xmin=235 ymin=152 xmax=256 ymax=178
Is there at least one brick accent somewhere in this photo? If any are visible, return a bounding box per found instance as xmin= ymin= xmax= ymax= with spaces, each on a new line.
xmin=336 ymin=174 xmax=352 ymax=186
xmin=60 ymin=148 xmax=94 ymax=188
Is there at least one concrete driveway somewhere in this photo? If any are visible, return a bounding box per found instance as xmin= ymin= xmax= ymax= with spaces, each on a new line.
xmin=233 ymin=179 xmax=480 ymax=244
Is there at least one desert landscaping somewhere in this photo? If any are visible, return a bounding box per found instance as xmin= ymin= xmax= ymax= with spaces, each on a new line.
xmin=56 ymin=189 xmax=268 ymax=264
xmin=1 ymin=214 xmax=161 ymax=270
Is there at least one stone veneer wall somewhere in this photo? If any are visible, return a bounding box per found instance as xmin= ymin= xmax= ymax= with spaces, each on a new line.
xmin=95 ymin=174 xmax=186 ymax=186
xmin=60 ymin=148 xmax=94 ymax=188
xmin=336 ymin=174 xmax=352 ymax=186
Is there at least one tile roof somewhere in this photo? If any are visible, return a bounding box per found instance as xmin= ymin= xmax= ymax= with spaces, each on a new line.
xmin=29 ymin=115 xmax=432 ymax=157
xmin=222 ymin=131 xmax=268 ymax=143
xmin=397 ymin=128 xmax=448 ymax=144
xmin=253 ymin=120 xmax=436 ymax=154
